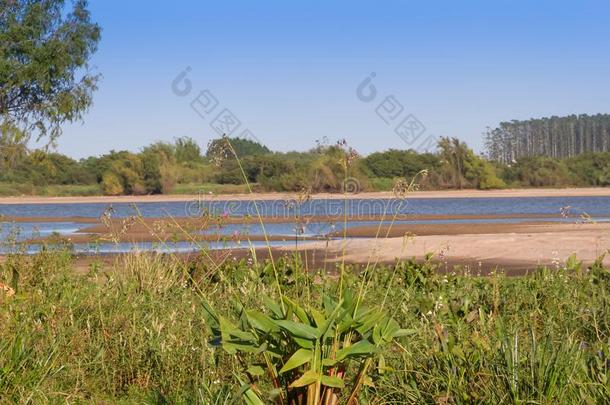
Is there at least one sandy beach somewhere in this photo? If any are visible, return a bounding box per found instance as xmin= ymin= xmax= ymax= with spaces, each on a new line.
xmin=0 ymin=187 xmax=609 ymax=205
xmin=288 ymin=222 xmax=610 ymax=273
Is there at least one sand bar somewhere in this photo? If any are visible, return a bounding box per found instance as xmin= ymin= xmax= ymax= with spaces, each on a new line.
xmin=0 ymin=187 xmax=609 ymax=205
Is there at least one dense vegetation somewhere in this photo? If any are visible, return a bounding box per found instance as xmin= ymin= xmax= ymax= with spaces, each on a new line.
xmin=485 ymin=114 xmax=610 ymax=163
xmin=1 ymin=134 xmax=610 ymax=196
xmin=0 ymin=249 xmax=609 ymax=403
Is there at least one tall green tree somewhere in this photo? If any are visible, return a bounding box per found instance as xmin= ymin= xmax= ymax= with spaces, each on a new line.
xmin=0 ymin=0 xmax=101 ymax=144
xmin=174 ymin=136 xmax=202 ymax=163
xmin=485 ymin=114 xmax=610 ymax=162
xmin=438 ymin=136 xmax=504 ymax=189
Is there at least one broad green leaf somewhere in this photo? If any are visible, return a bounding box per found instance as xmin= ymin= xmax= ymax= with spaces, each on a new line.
xmin=372 ymin=324 xmax=382 ymax=345
xmin=201 ymin=300 xmax=219 ymax=328
xmin=243 ymin=387 xmax=265 ymax=405
xmin=246 ymin=310 xmax=279 ymax=333
xmin=336 ymin=339 xmax=376 ymax=361
xmin=218 ymin=315 xmax=257 ymax=343
xmin=321 ymin=375 xmax=345 ymax=388
xmin=223 ymin=341 xmax=262 ymax=354
xmin=380 ymin=318 xmax=401 ymax=342
xmin=342 ymin=288 xmax=354 ymax=307
xmin=355 ymin=308 xmax=381 ymax=335
xmin=322 ymin=357 xmax=337 ymax=367
xmin=283 ymin=296 xmax=310 ymax=325
xmin=237 ymin=379 xmax=265 ymax=405
xmin=289 ymin=370 xmax=320 ymax=388
xmin=320 ymin=299 xmax=345 ymax=339
xmin=263 ymin=295 xmax=284 ymax=318
xmin=275 ymin=320 xmax=320 ymax=340
xmin=337 ymin=305 xmax=356 ymax=333
xmin=279 ymin=348 xmax=313 ymax=373
xmin=293 ymin=336 xmax=314 ymax=349
xmin=323 ymin=295 xmax=338 ymax=317
xmin=309 ymin=307 xmax=326 ymax=328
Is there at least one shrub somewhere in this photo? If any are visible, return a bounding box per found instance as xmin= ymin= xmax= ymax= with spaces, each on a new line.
xmin=101 ymin=172 xmax=124 ymax=195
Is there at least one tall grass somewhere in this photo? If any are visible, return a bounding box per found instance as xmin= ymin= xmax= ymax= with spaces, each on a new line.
xmin=1 ymin=250 xmax=609 ymax=403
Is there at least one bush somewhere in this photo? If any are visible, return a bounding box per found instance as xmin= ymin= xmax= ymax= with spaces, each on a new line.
xmin=101 ymin=172 xmax=124 ymax=195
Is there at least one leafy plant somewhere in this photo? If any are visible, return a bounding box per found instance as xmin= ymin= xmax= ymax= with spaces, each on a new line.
xmin=203 ymin=288 xmax=411 ymax=404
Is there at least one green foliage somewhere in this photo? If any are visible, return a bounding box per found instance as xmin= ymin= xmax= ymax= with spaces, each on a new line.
xmin=438 ymin=136 xmax=505 ymax=189
xmin=141 ymin=142 xmax=177 ymax=194
xmin=100 ymin=171 xmax=123 ymax=195
xmin=2 ymin=134 xmax=610 ymax=196
xmin=505 ymin=156 xmax=572 ymax=187
xmin=1 ymin=252 xmax=610 ymax=403
xmin=0 ymin=0 xmax=101 ymax=143
xmin=207 ymin=136 xmax=271 ymax=161
xmin=567 ymin=152 xmax=610 ymax=186
xmin=364 ymin=149 xmax=440 ymax=179
xmin=204 ymin=287 xmax=408 ymax=404
xmin=175 ymin=136 xmax=203 ymax=164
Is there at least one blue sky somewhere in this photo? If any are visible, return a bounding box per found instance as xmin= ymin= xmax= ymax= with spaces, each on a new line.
xmin=58 ymin=0 xmax=610 ymax=158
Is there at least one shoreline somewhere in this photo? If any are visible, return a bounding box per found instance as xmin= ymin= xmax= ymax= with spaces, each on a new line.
xmin=0 ymin=187 xmax=609 ymax=205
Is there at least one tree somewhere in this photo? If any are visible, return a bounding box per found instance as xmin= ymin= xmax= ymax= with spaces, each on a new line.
xmin=438 ymin=137 xmax=469 ymax=189
xmin=175 ymin=136 xmax=202 ymax=163
xmin=0 ymin=0 xmax=101 ymax=144
xmin=141 ymin=142 xmax=177 ymax=194
xmin=0 ymin=121 xmax=27 ymax=172
xmin=206 ymin=136 xmax=271 ymax=161
xmin=363 ymin=149 xmax=440 ymax=179
xmin=438 ymin=136 xmax=504 ymax=189
xmin=485 ymin=114 xmax=610 ymax=163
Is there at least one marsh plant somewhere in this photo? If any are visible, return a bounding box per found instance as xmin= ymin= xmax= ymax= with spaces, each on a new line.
xmin=204 ymin=287 xmax=411 ymax=404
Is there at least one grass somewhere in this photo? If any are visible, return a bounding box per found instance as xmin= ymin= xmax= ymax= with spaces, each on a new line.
xmin=0 ymin=250 xmax=609 ymax=403
xmin=171 ymin=183 xmax=255 ymax=195
xmin=0 ymin=182 xmax=254 ymax=197
xmin=0 ymin=183 xmax=101 ymax=197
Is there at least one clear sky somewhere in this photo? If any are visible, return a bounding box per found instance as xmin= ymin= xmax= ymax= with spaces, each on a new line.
xmin=58 ymin=0 xmax=610 ymax=158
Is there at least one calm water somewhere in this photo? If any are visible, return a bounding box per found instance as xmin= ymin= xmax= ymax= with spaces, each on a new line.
xmin=1 ymin=196 xmax=609 ymax=254
xmin=1 ymin=196 xmax=609 ymax=218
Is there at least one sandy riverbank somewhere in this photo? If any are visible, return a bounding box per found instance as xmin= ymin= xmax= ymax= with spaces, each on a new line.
xmin=288 ymin=222 xmax=610 ymax=272
xmin=0 ymin=187 xmax=609 ymax=205
xmin=1 ymin=218 xmax=606 ymax=274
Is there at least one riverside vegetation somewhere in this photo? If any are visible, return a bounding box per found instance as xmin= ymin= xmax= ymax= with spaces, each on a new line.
xmin=0 ymin=249 xmax=610 ymax=403
xmin=2 ymin=133 xmax=610 ymax=197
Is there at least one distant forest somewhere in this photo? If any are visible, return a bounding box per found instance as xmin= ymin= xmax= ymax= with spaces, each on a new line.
xmin=485 ymin=114 xmax=610 ymax=163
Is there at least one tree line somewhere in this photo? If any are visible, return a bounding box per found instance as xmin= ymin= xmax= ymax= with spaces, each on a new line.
xmin=485 ymin=114 xmax=610 ymax=163
xmin=1 ymin=134 xmax=609 ymax=196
